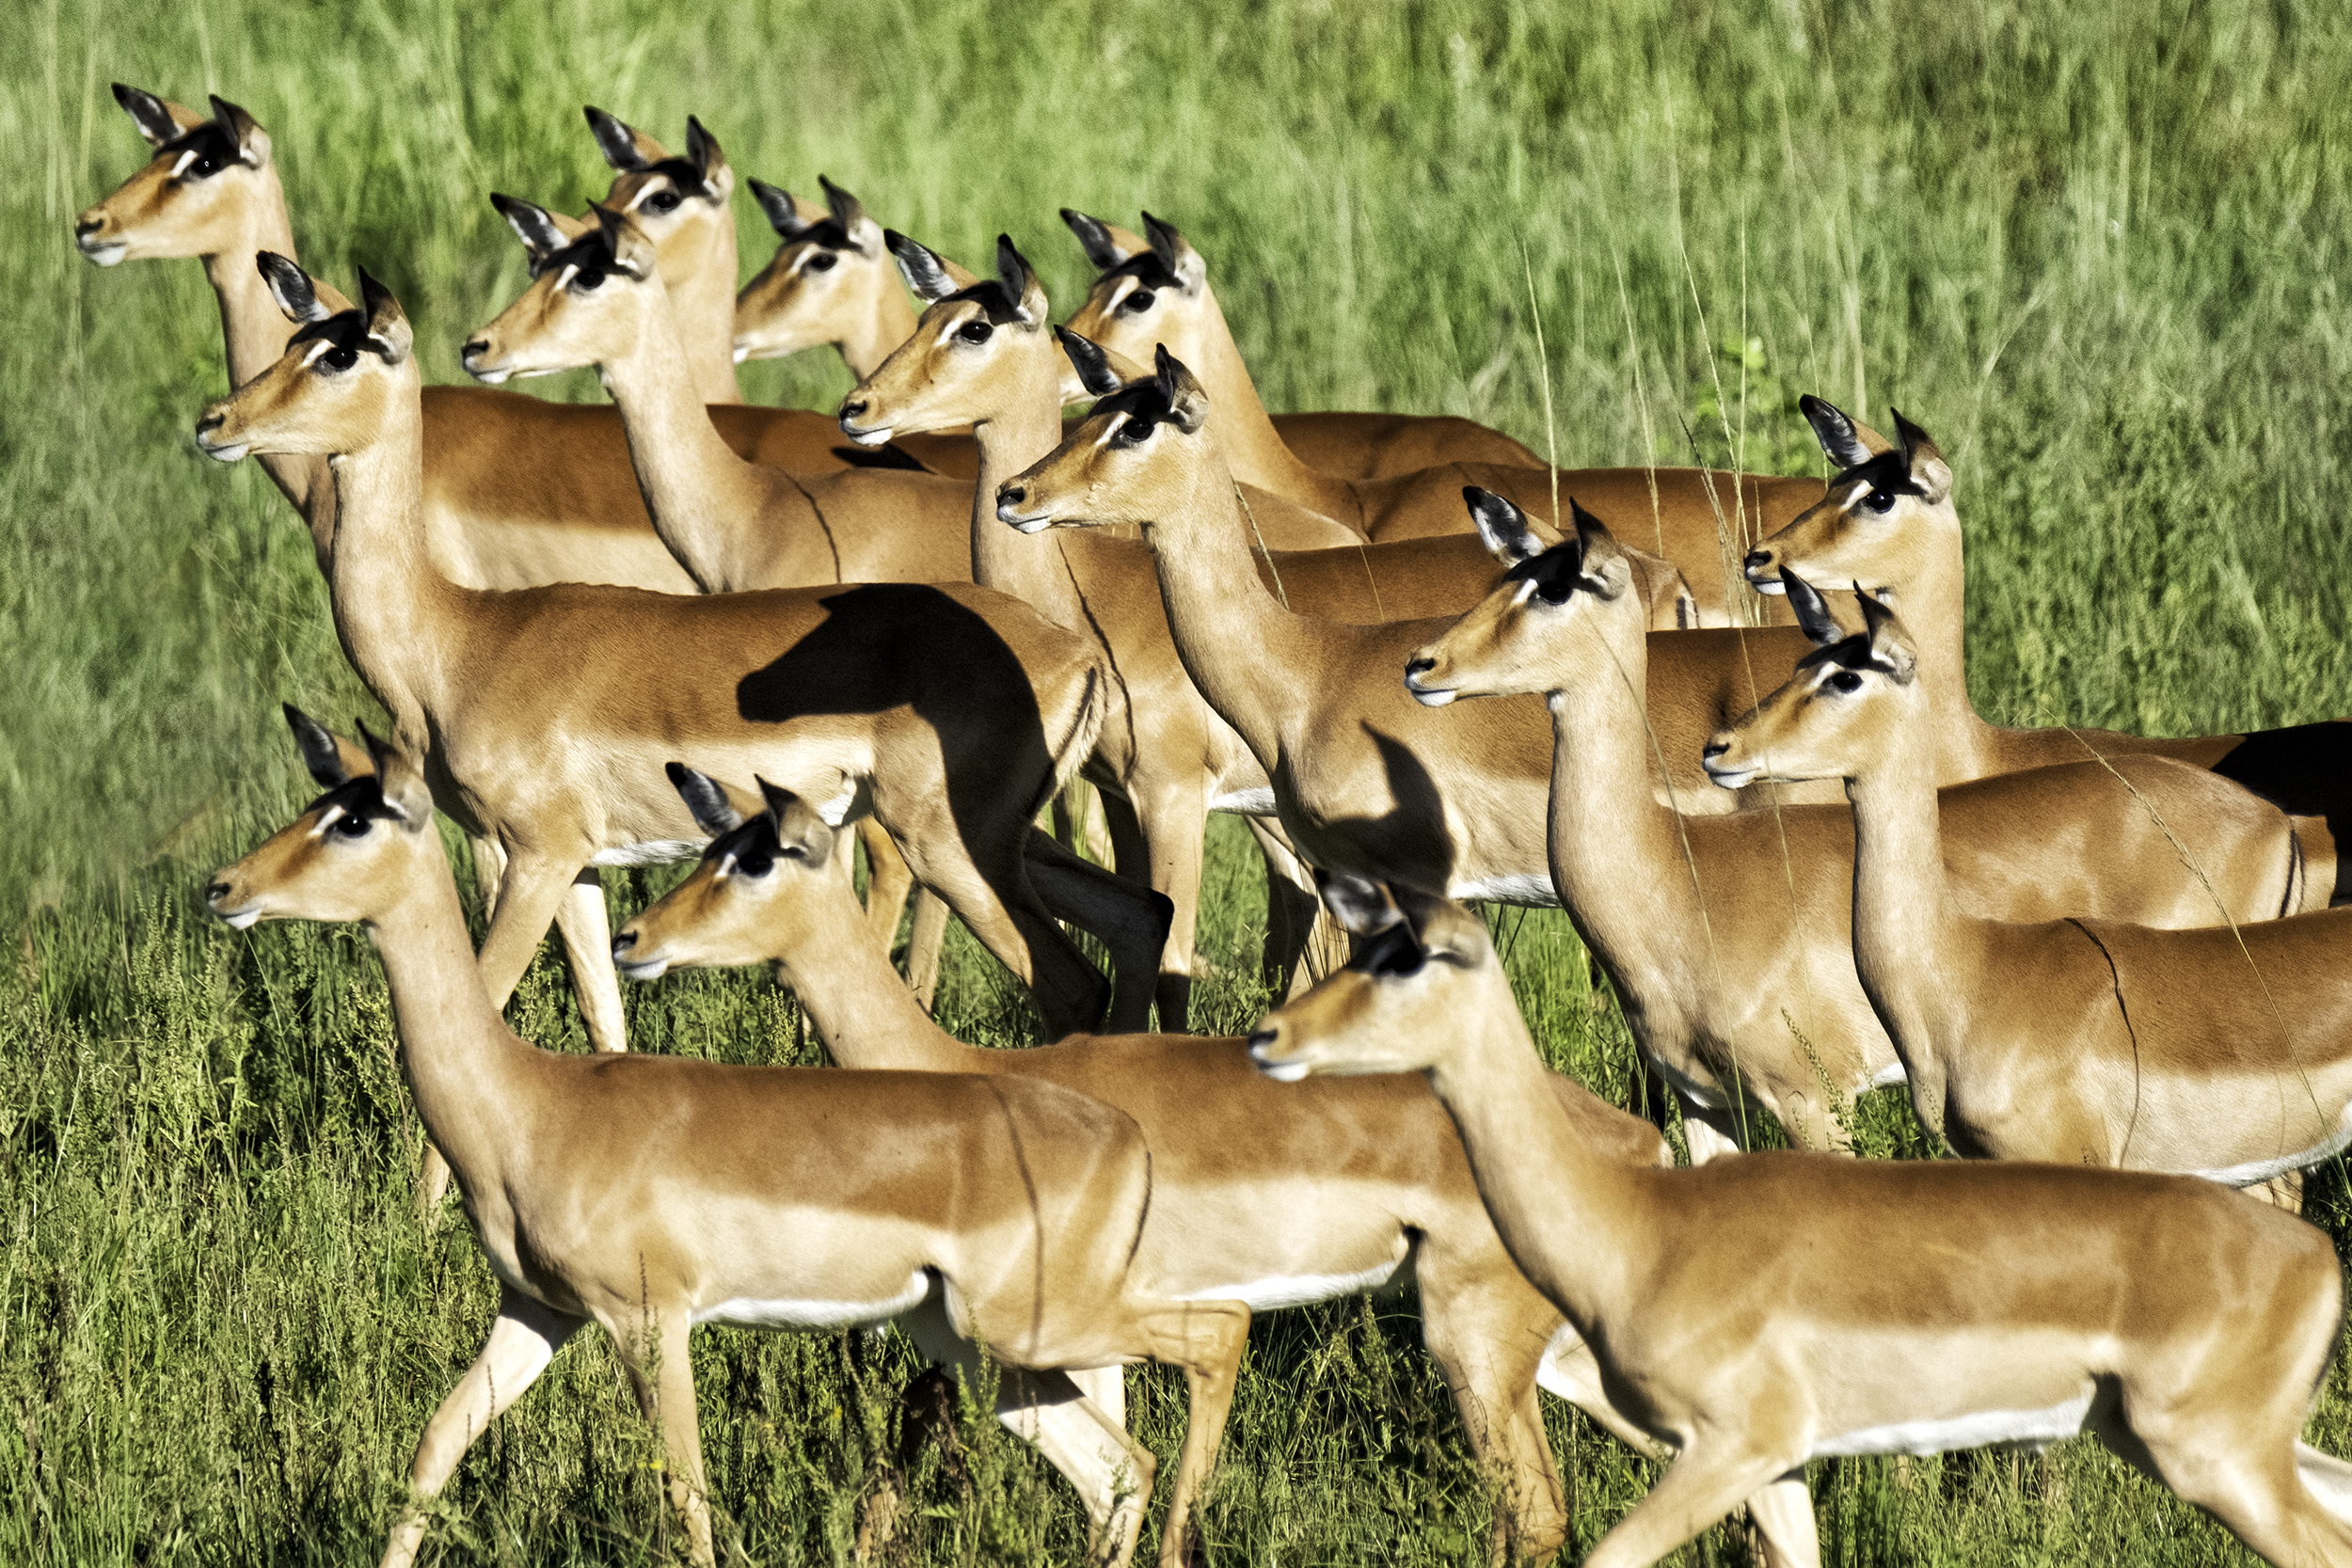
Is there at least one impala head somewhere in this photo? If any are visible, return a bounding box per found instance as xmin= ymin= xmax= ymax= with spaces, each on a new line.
xmin=194 ymin=258 xmax=410 ymax=462
xmin=1701 ymin=573 xmax=1923 ymax=789
xmin=581 ymin=107 xmax=736 ymax=291
xmin=995 ymin=338 xmax=1216 ymax=532
xmin=76 ymin=87 xmax=275 ymax=266
xmin=1403 ymin=490 xmax=1631 ymax=707
xmin=1742 ymin=397 xmax=1954 ymax=597
xmin=611 ymin=766 xmax=845 ymax=982
xmin=733 ymin=176 xmax=889 ymax=363
xmin=207 ymin=705 xmax=437 ymax=930
xmin=464 ymin=201 xmax=661 ymax=382
xmin=838 ymin=232 xmax=1050 ymax=444
xmin=1057 ymin=210 xmax=1211 ymax=404
xmin=1247 ymin=870 xmax=1494 ymax=1083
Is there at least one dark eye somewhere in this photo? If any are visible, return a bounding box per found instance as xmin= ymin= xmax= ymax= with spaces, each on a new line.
xmin=806 ymin=251 xmax=836 ymax=273
xmin=958 ymin=320 xmax=993 ymax=345
xmin=1123 ymin=290 xmax=1155 ymax=313
xmin=322 ymin=345 xmax=359 ymax=372
xmin=334 ymin=813 xmax=371 ymax=837
xmin=1370 ymin=938 xmax=1425 ymax=978
xmin=190 ymin=155 xmax=218 ymax=179
xmin=647 ymin=190 xmax=682 ymax=214
xmin=1863 ymin=489 xmax=1895 ymax=514
xmin=573 ymin=269 xmax=605 ymax=291
xmin=1826 ymin=671 xmax=1865 ymax=694
xmin=734 ymin=849 xmax=773 ymax=878
xmin=1534 ymin=574 xmax=1573 ymax=606
xmin=1120 ymin=418 xmax=1155 ymax=444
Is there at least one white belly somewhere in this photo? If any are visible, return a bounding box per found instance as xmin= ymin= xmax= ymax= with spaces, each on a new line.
xmin=1210 ymin=787 xmax=1279 ymax=816
xmin=2194 ymin=1112 xmax=2352 ymax=1187
xmin=1448 ymin=873 xmax=1560 ymax=908
xmin=1176 ymin=1257 xmax=1407 ymax=1314
xmin=592 ymin=840 xmax=707 ymax=868
xmin=1810 ymin=1393 xmax=2092 ymax=1459
xmin=694 ymin=1269 xmax=932 ymax=1331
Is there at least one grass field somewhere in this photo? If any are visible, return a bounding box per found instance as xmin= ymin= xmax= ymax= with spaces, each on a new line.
xmin=5 ymin=0 xmax=2351 ymax=1561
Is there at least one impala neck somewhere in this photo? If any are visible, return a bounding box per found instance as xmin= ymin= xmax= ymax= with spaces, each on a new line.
xmin=838 ymin=282 xmax=918 ymax=381
xmin=1419 ymin=969 xmax=1645 ymax=1337
xmin=1898 ymin=520 xmax=1995 ymax=774
xmin=326 ymin=388 xmax=467 ymax=749
xmin=662 ymin=218 xmax=743 ymax=404
xmin=367 ymin=847 xmax=538 ymax=1180
xmin=1844 ymin=721 xmax=1967 ymax=1074
xmin=1182 ymin=281 xmax=1353 ymax=519
xmin=771 ymin=883 xmax=972 ymax=1072
xmin=599 ymin=284 xmax=785 ymax=592
xmin=970 ymin=351 xmax=1096 ymax=634
xmin=199 ymin=168 xmax=325 ymax=522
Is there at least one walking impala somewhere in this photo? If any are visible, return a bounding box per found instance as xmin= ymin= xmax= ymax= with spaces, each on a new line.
xmin=208 ymin=713 xmax=1246 ymax=1568
xmin=191 ymin=255 xmax=1170 ymax=1203
xmin=1400 ymin=492 xmax=2317 ymax=1161
xmin=1248 ymin=873 xmax=2352 ymax=1568
xmin=606 ymin=768 xmax=1803 ymax=1566
xmin=1705 ymin=580 xmax=2352 ymax=1184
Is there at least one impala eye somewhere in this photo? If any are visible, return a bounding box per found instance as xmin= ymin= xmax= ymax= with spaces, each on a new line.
xmin=734 ymin=848 xmax=773 ymax=878
xmin=573 ymin=269 xmax=605 ymax=291
xmin=1123 ymin=289 xmax=1155 ymax=313
xmin=190 ymin=155 xmax=219 ymax=179
xmin=1863 ymin=488 xmax=1896 ymax=515
xmin=334 ymin=813 xmax=372 ymax=837
xmin=1534 ymin=574 xmax=1574 ymax=606
xmin=321 ymin=345 xmax=359 ymax=372
xmin=805 ymin=251 xmax=837 ymax=273
xmin=1120 ymin=417 xmax=1156 ymax=444
xmin=1826 ymin=671 xmax=1865 ymax=694
xmin=957 ymin=319 xmax=993 ymax=345
xmin=1371 ymin=938 xmax=1425 ymax=978
xmin=646 ymin=189 xmax=682 ymax=214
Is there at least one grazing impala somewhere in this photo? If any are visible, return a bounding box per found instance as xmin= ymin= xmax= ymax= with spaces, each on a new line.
xmin=1705 ymin=581 xmax=2352 ymax=1185
xmin=1742 ymin=396 xmax=2347 ymax=900
xmin=1401 ymin=493 xmax=2317 ymax=1161
xmin=609 ymin=767 xmax=1859 ymax=1566
xmin=1249 ymin=873 xmax=2352 ymax=1568
xmin=192 ymin=256 xmax=1172 ymax=1196
xmin=1057 ymin=209 xmax=1824 ymax=623
xmin=208 ymin=713 xmax=1246 ymax=1568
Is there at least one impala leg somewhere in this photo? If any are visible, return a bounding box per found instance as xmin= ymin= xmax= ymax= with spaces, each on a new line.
xmin=380 ymin=1288 xmax=581 ymax=1568
xmin=2104 ymin=1407 xmax=2352 ymax=1566
xmin=1243 ymin=816 xmax=1344 ymax=1000
xmin=856 ymin=818 xmax=916 ymax=956
xmin=554 ymin=869 xmax=628 ymax=1054
xmin=901 ymin=890 xmax=948 ymax=1014
xmin=995 ymin=1369 xmax=1159 ymax=1568
xmin=617 ymin=1307 xmax=716 ymax=1568
xmin=1581 ymin=1445 xmax=1802 ymax=1568
xmin=1742 ymin=1473 xmax=1822 ymax=1568
xmin=1025 ymin=828 xmax=1173 ymax=1035
xmin=1420 ymin=1267 xmax=1570 ymax=1564
xmin=1100 ymin=784 xmax=1203 ymax=1032
xmin=1136 ymin=1298 xmax=1250 ymax=1568
xmin=467 ymin=833 xmax=506 ymax=922
xmin=1069 ymin=1365 xmax=1127 ymax=1431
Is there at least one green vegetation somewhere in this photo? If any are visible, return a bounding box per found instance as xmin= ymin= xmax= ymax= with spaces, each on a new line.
xmin=5 ymin=0 xmax=2349 ymax=1560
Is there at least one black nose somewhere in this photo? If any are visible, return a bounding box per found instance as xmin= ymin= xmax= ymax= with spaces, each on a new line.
xmin=1246 ymin=1028 xmax=1277 ymax=1050
xmin=205 ymin=880 xmax=231 ymax=902
xmin=194 ymin=412 xmax=223 ymax=436
xmin=460 ymin=339 xmax=488 ymax=361
xmin=839 ymin=398 xmax=867 ymax=420
xmin=999 ymin=484 xmax=1026 ymax=508
xmin=1742 ymin=548 xmax=1773 ymax=573
xmin=1405 ymin=657 xmax=1435 ymax=679
xmin=611 ymin=930 xmax=636 ymax=958
xmin=1702 ymin=740 xmax=1729 ymax=760
xmin=75 ymin=216 xmax=103 ymax=237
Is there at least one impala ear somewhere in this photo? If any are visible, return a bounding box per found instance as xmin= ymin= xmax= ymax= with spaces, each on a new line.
xmin=1140 ymin=211 xmax=1205 ymax=293
xmin=489 ymin=193 xmax=570 ymax=265
xmin=665 ymin=762 xmax=745 ymax=837
xmin=256 ymin=252 xmax=330 ymax=325
xmin=356 ymin=721 xmax=433 ymax=827
xmin=683 ymin=116 xmax=726 ymax=192
xmin=356 ymin=265 xmax=412 ymax=364
xmin=583 ymin=105 xmax=651 ymax=170
xmin=114 ymin=84 xmax=193 ymax=148
xmin=1799 ymin=394 xmax=1887 ymax=471
xmin=1054 ymin=327 xmax=1124 ymax=398
xmin=1567 ymin=500 xmax=1630 ymax=601
xmin=281 ymin=703 xmax=368 ymax=788
xmin=1391 ymin=885 xmax=1489 ymax=965
xmin=1059 ymin=207 xmax=1136 ymax=271
xmin=1315 ymin=866 xmax=1404 ymax=937
xmin=1857 ymin=590 xmax=1917 ymax=685
xmin=1465 ymin=487 xmax=1542 ymax=566
xmin=1153 ymin=344 xmax=1209 ymax=434
xmin=818 ymin=175 xmax=879 ymax=253
xmin=885 ymin=230 xmax=964 ymax=303
xmin=1891 ymin=408 xmax=1951 ymax=505
xmin=209 ymin=94 xmax=269 ymax=167
xmin=1780 ymin=570 xmax=1845 ymax=646
xmin=995 ymin=234 xmax=1044 ymax=325
xmin=593 ymin=205 xmax=657 ymax=279
xmin=754 ymin=778 xmax=840 ymax=871
xmin=748 ymin=179 xmax=815 ymax=240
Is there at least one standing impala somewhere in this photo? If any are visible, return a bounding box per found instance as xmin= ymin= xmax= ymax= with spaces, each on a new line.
xmin=1057 ymin=209 xmax=1822 ymax=623
xmin=1400 ymin=493 xmax=2317 ymax=1161
xmin=208 ymin=713 xmax=1246 ymax=1568
xmin=192 ymin=256 xmax=1171 ymax=1202
xmin=1742 ymin=396 xmax=2347 ymax=899
xmin=1248 ymin=872 xmax=2352 ymax=1568
xmin=1705 ymin=582 xmax=2352 ymax=1184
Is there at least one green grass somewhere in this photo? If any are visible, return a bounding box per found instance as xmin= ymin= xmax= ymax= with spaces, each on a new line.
xmin=5 ymin=0 xmax=2352 ymax=1561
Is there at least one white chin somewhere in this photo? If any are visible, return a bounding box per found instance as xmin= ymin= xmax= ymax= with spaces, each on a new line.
xmin=1705 ymin=768 xmax=1756 ymax=790
xmin=847 ymin=426 xmax=893 ymax=448
xmin=1255 ymin=1058 xmax=1311 ymax=1084
xmin=617 ymin=959 xmax=670 ymax=982
xmin=1408 ymin=686 xmax=1456 ymax=707
xmin=1003 ymin=511 xmax=1054 ymax=534
xmin=469 ymin=367 xmax=513 ymax=386
xmin=203 ymin=443 xmax=249 ymax=464
xmin=1752 ymin=579 xmax=1787 ymax=595
xmin=731 ymin=345 xmax=751 ymax=363
xmin=222 ymin=909 xmax=262 ymax=930
xmin=83 ymin=244 xmax=127 ymax=267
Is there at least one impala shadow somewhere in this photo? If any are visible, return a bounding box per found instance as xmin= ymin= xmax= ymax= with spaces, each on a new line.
xmin=2207 ymin=719 xmax=2352 ymax=904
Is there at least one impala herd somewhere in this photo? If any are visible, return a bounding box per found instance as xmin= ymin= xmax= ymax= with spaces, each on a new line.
xmin=76 ymin=83 xmax=2352 ymax=1567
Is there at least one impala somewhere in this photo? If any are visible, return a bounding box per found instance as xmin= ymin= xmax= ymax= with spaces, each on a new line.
xmin=840 ymin=233 xmax=1695 ymax=1018
xmin=1057 ymin=209 xmax=1823 ymax=622
xmin=192 ymin=256 xmax=1172 ymax=1198
xmin=208 ymin=712 xmax=1246 ymax=1568
xmin=1705 ymin=582 xmax=2352 ymax=1184
xmin=1742 ymin=397 xmax=2345 ymax=898
xmin=608 ymin=767 xmax=1851 ymax=1567
xmin=1249 ymin=872 xmax=2352 ymax=1568
xmin=1401 ymin=493 xmax=2318 ymax=1162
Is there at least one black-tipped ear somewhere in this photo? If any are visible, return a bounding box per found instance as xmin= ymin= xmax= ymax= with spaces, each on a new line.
xmin=749 ymin=179 xmax=811 ymax=239
xmin=1780 ymin=571 xmax=1843 ymax=646
xmin=1315 ymin=866 xmax=1405 ymax=938
xmin=884 ymin=230 xmax=960 ymax=303
xmin=1856 ymin=589 xmax=1918 ymax=684
xmin=356 ymin=265 xmax=412 ymax=363
xmin=357 ymin=720 xmax=433 ymax=826
xmin=1061 ymin=208 xmax=1125 ymax=272
xmin=282 ymin=704 xmax=349 ymax=788
xmin=209 ymin=94 xmax=267 ymax=166
xmin=1890 ymin=407 xmax=1951 ymax=503
xmin=257 ymin=252 xmax=328 ymax=325
xmin=589 ymin=203 xmax=652 ymax=277
xmin=583 ymin=105 xmax=647 ymax=170
xmin=666 ymin=762 xmax=744 ymax=837
xmin=113 ymin=83 xmax=182 ymax=148
xmin=995 ymin=234 xmax=1041 ymax=323
xmin=684 ymin=116 xmax=723 ymax=187
xmin=490 ymin=193 xmax=568 ymax=263
xmin=1799 ymin=394 xmax=1874 ymax=471
xmin=1056 ymin=327 xmax=1125 ymax=398
xmin=1465 ymin=486 xmax=1541 ymax=565
xmin=1153 ymin=344 xmax=1209 ymax=434
xmin=1566 ymin=499 xmax=1630 ymax=600
xmin=1140 ymin=211 xmax=1202 ymax=291
xmin=754 ymin=777 xmax=840 ymax=870
xmin=819 ymin=175 xmax=865 ymax=234
xmin=356 ymin=719 xmax=395 ymax=775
